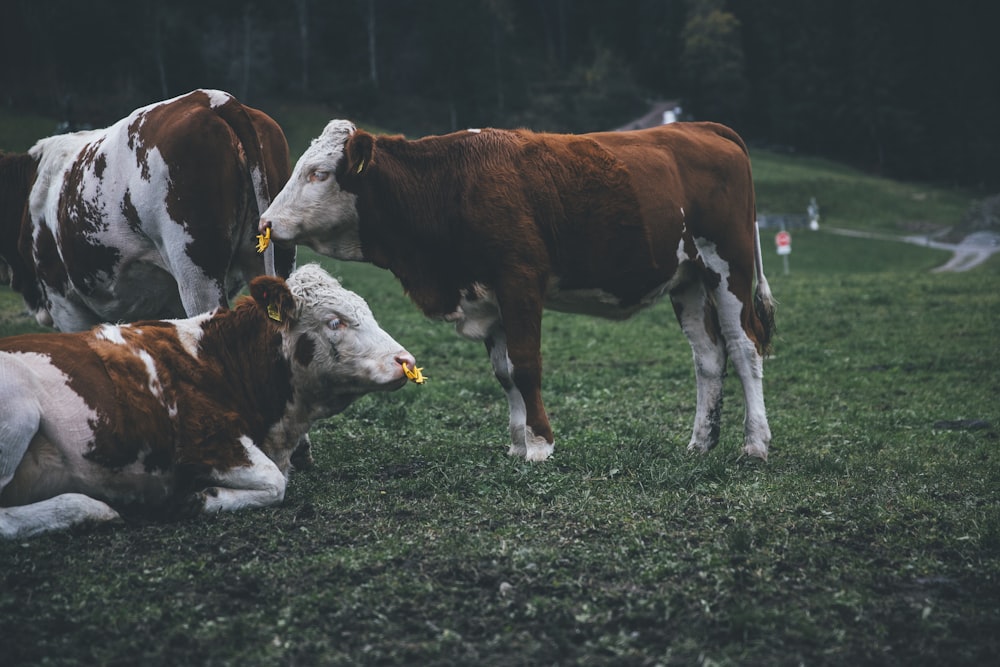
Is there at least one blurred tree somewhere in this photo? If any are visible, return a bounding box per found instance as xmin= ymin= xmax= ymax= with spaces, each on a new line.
xmin=1 ymin=0 xmax=996 ymax=187
xmin=144 ymin=1 xmax=170 ymax=99
xmin=629 ymin=0 xmax=687 ymax=104
xmin=485 ymin=0 xmax=515 ymax=115
xmin=537 ymin=0 xmax=571 ymax=70
xmin=679 ymin=0 xmax=747 ymax=126
xmin=365 ymin=0 xmax=378 ymax=87
xmin=735 ymin=0 xmax=1000 ymax=187
xmin=295 ymin=0 xmax=311 ymax=93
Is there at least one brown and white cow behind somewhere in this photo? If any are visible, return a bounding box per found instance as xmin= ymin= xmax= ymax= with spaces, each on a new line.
xmin=0 ymin=264 xmax=416 ymax=539
xmin=261 ymin=121 xmax=776 ymax=462
xmin=0 ymin=89 xmax=296 ymax=332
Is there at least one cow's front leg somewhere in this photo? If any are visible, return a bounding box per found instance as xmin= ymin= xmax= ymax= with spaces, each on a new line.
xmin=187 ymin=436 xmax=288 ymax=514
xmin=486 ymin=328 xmax=553 ymax=461
xmin=452 ymin=281 xmax=554 ymax=461
xmin=488 ymin=273 xmax=555 ymax=460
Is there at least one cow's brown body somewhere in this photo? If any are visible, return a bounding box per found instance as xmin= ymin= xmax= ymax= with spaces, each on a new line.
xmin=262 ymin=121 xmax=775 ymax=461
xmin=0 ymin=89 xmax=295 ymax=332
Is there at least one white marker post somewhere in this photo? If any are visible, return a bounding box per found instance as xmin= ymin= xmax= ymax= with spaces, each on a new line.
xmin=808 ymin=197 xmax=820 ymax=230
xmin=775 ymin=229 xmax=791 ymax=275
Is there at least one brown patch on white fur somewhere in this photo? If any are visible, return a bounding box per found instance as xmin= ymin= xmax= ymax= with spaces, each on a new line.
xmin=0 ymin=265 xmax=415 ymax=539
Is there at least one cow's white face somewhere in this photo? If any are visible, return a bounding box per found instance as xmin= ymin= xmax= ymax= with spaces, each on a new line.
xmin=284 ymin=264 xmax=412 ymax=416
xmin=261 ymin=120 xmax=364 ymax=261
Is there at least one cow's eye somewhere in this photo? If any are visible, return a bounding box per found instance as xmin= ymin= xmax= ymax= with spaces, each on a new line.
xmin=308 ymin=170 xmax=330 ymax=183
xmin=327 ymin=317 xmax=345 ymax=331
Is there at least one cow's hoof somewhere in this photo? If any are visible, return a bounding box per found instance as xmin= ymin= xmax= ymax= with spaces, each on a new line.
xmin=524 ymin=441 xmax=554 ymax=462
xmin=507 ymin=443 xmax=527 ymax=458
xmin=686 ymin=439 xmax=714 ymax=454
xmin=291 ymin=437 xmax=315 ymax=470
xmin=169 ymin=491 xmax=209 ymax=520
xmin=63 ymin=493 xmax=122 ymax=526
xmin=742 ymin=442 xmax=769 ymax=461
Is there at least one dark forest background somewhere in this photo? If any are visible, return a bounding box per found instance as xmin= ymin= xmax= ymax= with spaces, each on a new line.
xmin=2 ymin=0 xmax=998 ymax=189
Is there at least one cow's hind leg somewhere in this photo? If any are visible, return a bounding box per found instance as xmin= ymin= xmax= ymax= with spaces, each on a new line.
xmin=710 ymin=279 xmax=771 ymax=460
xmin=670 ymin=276 xmax=727 ymax=454
xmin=1 ymin=495 xmax=121 ymax=540
xmin=0 ymin=387 xmax=40 ymax=492
xmin=1 ymin=382 xmax=121 ymax=539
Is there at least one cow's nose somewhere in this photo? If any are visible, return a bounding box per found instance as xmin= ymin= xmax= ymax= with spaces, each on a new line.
xmin=395 ymin=351 xmax=417 ymax=370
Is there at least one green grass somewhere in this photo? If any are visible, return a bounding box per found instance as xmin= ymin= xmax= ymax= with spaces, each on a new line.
xmin=2 ymin=106 xmax=999 ymax=665
xmin=0 ymin=108 xmax=59 ymax=153
xmin=3 ymin=246 xmax=998 ymax=665
xmin=752 ymin=149 xmax=973 ymax=234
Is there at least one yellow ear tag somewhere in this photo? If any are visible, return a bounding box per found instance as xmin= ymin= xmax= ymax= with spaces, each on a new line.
xmin=402 ymin=362 xmax=427 ymax=385
xmin=267 ymin=302 xmax=282 ymax=322
xmin=256 ymin=227 xmax=271 ymax=253
xmin=356 ymin=158 xmax=365 ymax=174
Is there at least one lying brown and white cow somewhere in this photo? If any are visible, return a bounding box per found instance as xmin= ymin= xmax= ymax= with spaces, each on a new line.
xmin=0 ymin=264 xmax=415 ymax=539
xmin=260 ymin=121 xmax=776 ymax=461
xmin=0 ymin=89 xmax=295 ymax=332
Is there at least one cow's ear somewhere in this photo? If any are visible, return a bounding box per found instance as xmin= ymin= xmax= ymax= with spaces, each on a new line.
xmin=344 ymin=130 xmax=375 ymax=177
xmin=249 ymin=275 xmax=295 ymax=325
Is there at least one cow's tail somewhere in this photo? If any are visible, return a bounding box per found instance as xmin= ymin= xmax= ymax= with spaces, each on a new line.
xmin=212 ymin=95 xmax=272 ymax=220
xmin=752 ymin=219 xmax=776 ymax=356
xmin=215 ymin=95 xmax=295 ymax=280
xmin=719 ymin=123 xmax=777 ymax=356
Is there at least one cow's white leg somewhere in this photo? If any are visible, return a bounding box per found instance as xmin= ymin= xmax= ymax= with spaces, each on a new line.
xmin=486 ymin=329 xmax=553 ymax=461
xmin=713 ymin=286 xmax=771 ymax=460
xmin=0 ymin=494 xmax=122 ymax=540
xmin=44 ymin=293 xmax=102 ymax=332
xmin=0 ymin=385 xmax=41 ymax=491
xmin=193 ymin=436 xmax=288 ymax=514
xmin=1 ymin=368 xmax=120 ymax=539
xmin=159 ymin=242 xmax=229 ymax=317
xmin=671 ymin=280 xmax=727 ymax=453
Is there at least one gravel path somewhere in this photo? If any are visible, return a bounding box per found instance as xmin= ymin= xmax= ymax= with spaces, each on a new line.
xmin=825 ymin=227 xmax=1000 ymax=272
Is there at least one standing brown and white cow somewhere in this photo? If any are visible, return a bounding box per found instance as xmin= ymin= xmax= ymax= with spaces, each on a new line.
xmin=0 ymin=264 xmax=416 ymax=539
xmin=0 ymin=89 xmax=295 ymax=332
xmin=260 ymin=121 xmax=776 ymax=461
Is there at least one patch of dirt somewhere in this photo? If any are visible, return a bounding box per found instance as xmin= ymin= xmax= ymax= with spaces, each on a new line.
xmin=895 ymin=220 xmax=948 ymax=234
xmin=940 ymin=193 xmax=1000 ymax=243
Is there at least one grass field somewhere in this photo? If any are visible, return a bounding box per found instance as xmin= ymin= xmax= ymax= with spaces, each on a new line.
xmin=2 ymin=108 xmax=999 ymax=665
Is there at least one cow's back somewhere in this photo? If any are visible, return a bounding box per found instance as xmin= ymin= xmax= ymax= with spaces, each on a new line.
xmin=490 ymin=123 xmax=753 ymax=304
xmin=547 ymin=122 xmax=754 ymax=237
xmin=590 ymin=122 xmax=753 ymax=221
xmin=22 ymin=90 xmax=293 ymax=330
xmin=590 ymin=122 xmax=756 ymax=268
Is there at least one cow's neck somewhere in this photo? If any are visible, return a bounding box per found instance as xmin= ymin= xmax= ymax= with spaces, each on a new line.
xmin=357 ymin=137 xmax=479 ymax=317
xmin=196 ymin=305 xmax=294 ymax=444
